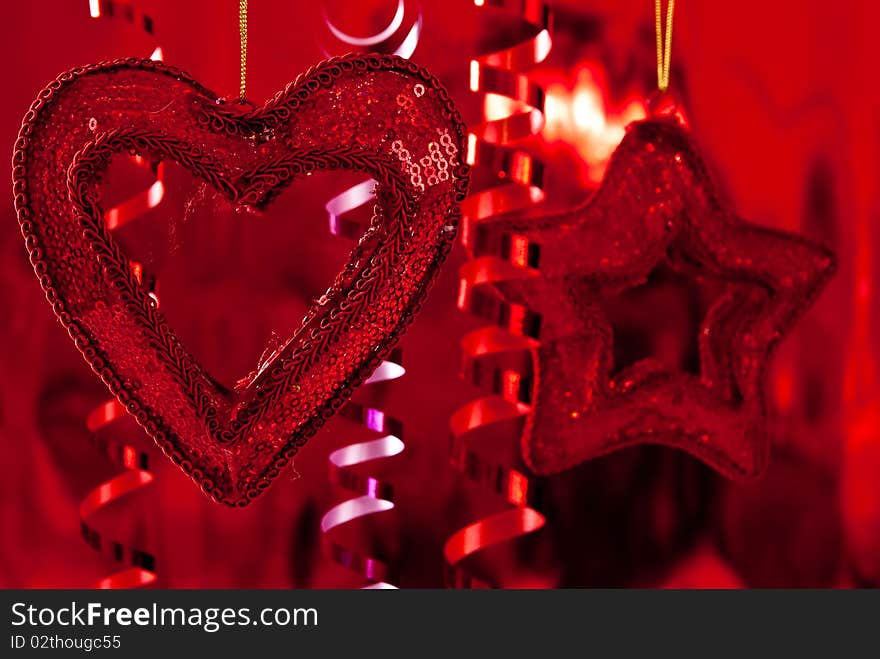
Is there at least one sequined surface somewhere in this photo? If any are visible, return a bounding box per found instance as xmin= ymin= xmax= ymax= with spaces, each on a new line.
xmin=12 ymin=55 xmax=468 ymax=506
xmin=469 ymin=116 xmax=835 ymax=479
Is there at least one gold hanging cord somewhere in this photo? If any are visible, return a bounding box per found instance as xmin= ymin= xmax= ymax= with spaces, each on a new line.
xmin=239 ymin=0 xmax=248 ymax=100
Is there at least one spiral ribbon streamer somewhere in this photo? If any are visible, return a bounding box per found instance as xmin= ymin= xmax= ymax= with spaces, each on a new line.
xmin=323 ymin=0 xmax=422 ymax=240
xmin=84 ymin=400 xmax=156 ymax=589
xmin=319 ymin=351 xmax=406 ymax=589
xmin=444 ymin=0 xmax=552 ymax=588
xmin=81 ymin=0 xmax=164 ymax=588
xmin=317 ymin=2 xmax=421 ymax=588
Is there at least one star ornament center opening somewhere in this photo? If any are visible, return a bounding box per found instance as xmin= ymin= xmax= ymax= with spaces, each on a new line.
xmin=472 ymin=117 xmax=836 ymax=479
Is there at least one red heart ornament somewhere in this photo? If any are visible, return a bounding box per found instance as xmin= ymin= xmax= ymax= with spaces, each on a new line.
xmin=13 ymin=55 xmax=468 ymax=506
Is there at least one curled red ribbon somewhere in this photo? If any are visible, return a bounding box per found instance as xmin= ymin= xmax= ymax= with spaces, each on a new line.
xmin=318 ymin=3 xmax=421 ymax=588
xmin=81 ymin=0 xmax=163 ymax=589
xmin=84 ymin=400 xmax=156 ymax=589
xmin=444 ymin=0 xmax=552 ymax=588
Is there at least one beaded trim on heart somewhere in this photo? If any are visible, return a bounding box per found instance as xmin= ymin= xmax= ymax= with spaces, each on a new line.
xmin=13 ymin=54 xmax=469 ymax=506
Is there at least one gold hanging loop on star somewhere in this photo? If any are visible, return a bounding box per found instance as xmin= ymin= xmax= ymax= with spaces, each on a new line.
xmin=655 ymin=0 xmax=675 ymax=92
xmin=239 ymin=0 xmax=248 ymax=100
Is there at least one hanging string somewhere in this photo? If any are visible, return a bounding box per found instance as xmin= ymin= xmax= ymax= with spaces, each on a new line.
xmin=239 ymin=0 xmax=248 ymax=100
xmin=655 ymin=0 xmax=675 ymax=92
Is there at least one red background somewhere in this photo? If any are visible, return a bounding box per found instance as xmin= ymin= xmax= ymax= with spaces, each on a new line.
xmin=0 ymin=0 xmax=878 ymax=587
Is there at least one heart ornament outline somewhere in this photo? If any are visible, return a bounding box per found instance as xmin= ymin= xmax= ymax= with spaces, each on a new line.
xmin=13 ymin=54 xmax=469 ymax=506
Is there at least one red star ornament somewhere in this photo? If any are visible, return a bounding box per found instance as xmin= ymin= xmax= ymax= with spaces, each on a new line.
xmin=471 ymin=116 xmax=835 ymax=479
